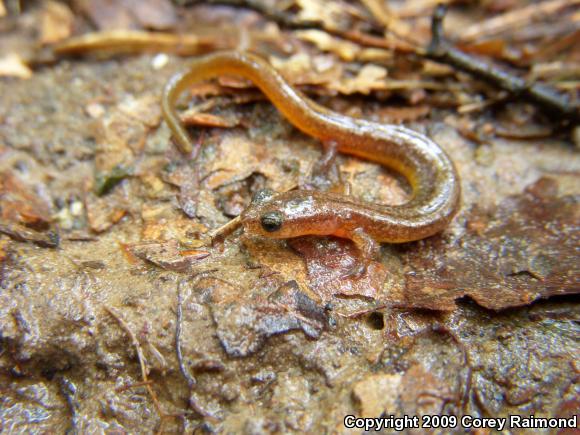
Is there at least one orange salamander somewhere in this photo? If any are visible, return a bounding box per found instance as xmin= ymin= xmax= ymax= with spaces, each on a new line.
xmin=162 ymin=51 xmax=460 ymax=275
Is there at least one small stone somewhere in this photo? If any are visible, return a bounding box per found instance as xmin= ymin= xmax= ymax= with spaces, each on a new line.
xmin=152 ymin=53 xmax=169 ymax=70
xmin=85 ymin=102 xmax=105 ymax=119
xmin=70 ymin=201 xmax=84 ymax=216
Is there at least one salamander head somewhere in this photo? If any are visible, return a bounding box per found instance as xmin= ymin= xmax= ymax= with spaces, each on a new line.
xmin=240 ymin=189 xmax=320 ymax=239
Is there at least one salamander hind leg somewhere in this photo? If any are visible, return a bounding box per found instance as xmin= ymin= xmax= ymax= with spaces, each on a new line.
xmin=302 ymin=140 xmax=350 ymax=195
xmin=342 ymin=227 xmax=379 ymax=279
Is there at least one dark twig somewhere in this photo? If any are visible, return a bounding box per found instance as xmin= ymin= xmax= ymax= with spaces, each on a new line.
xmin=426 ymin=4 xmax=579 ymax=122
xmin=175 ymin=277 xmax=220 ymax=421
xmin=176 ymin=280 xmax=197 ymax=389
xmin=105 ymin=306 xmax=188 ymax=433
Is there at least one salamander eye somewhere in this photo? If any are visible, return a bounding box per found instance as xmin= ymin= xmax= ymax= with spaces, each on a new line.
xmin=252 ymin=188 xmax=275 ymax=205
xmin=260 ymin=211 xmax=284 ymax=232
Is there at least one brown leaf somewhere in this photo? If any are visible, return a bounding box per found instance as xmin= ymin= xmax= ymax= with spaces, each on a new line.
xmin=84 ymin=189 xmax=127 ymax=233
xmin=203 ymin=135 xmax=261 ymax=190
xmin=377 ymin=105 xmax=430 ymax=123
xmin=0 ymin=170 xmax=53 ymax=229
xmin=269 ymin=52 xmax=343 ymax=87
xmin=76 ymin=0 xmax=176 ymax=30
xmin=140 ymin=202 xmax=207 ymax=245
xmin=402 ymin=177 xmax=580 ymax=310
xmin=123 ymin=0 xmax=176 ymax=30
xmin=94 ymin=95 xmax=158 ymax=189
xmin=180 ymin=111 xmax=241 ymax=128
xmin=0 ymin=222 xmax=59 ymax=248
xmin=127 ymin=239 xmax=209 ymax=271
xmin=289 ymin=237 xmax=387 ymax=301
xmin=40 ymin=0 xmax=74 ymax=45
xmin=77 ymin=0 xmax=135 ymax=30
xmin=296 ymin=30 xmax=361 ymax=61
xmin=331 ymin=64 xmax=388 ymax=95
xmin=161 ymin=162 xmax=200 ymax=218
xmin=118 ymin=95 xmax=162 ymax=128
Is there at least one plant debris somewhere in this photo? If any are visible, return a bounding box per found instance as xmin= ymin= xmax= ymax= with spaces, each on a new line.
xmin=211 ymin=280 xmax=328 ymax=357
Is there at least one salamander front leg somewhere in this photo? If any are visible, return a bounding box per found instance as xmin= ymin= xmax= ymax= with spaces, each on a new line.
xmin=343 ymin=228 xmax=379 ymax=278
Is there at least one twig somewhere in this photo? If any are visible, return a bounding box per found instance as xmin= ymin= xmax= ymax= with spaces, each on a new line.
xmin=426 ymin=4 xmax=579 ymax=122
xmin=335 ymin=303 xmax=410 ymax=318
xmin=58 ymin=376 xmax=80 ymax=434
xmin=175 ymin=278 xmax=220 ymax=421
xmin=105 ymin=307 xmax=159 ymax=409
xmin=183 ymin=0 xmax=416 ymax=52
xmin=115 ymin=380 xmax=155 ymax=393
xmin=208 ymin=215 xmax=242 ymax=245
xmin=176 ymin=281 xmax=197 ymax=389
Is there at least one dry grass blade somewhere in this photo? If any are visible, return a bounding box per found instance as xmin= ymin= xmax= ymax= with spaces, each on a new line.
xmin=105 ymin=306 xmax=186 ymax=431
xmin=54 ymin=30 xmax=209 ymax=56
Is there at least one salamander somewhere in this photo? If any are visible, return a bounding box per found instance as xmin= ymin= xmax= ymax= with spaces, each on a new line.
xmin=162 ymin=51 xmax=460 ymax=275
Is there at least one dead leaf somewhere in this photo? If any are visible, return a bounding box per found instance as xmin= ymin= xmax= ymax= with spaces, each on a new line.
xmin=211 ymin=281 xmax=327 ymax=357
xmin=0 ymin=170 xmax=53 ymax=229
xmin=40 ymin=0 xmax=74 ymax=45
xmin=124 ymin=0 xmax=177 ymax=30
xmin=458 ymin=0 xmax=578 ymax=42
xmin=377 ymin=105 xmax=430 ymax=123
xmin=94 ymin=95 xmax=159 ymax=188
xmin=270 ymin=52 xmax=343 ymax=86
xmin=331 ymin=64 xmax=388 ymax=95
xmin=402 ymin=177 xmax=580 ymax=310
xmin=296 ymin=0 xmax=350 ymax=31
xmin=202 ymin=135 xmax=261 ymax=190
xmin=289 ymin=236 xmax=387 ymax=301
xmin=127 ymin=239 xmax=209 ymax=271
xmin=181 ymin=111 xmax=241 ymax=128
xmin=0 ymin=54 xmax=32 ymax=79
xmin=0 ymin=222 xmax=59 ymax=248
xmin=76 ymin=0 xmax=176 ymax=30
xmin=161 ymin=162 xmax=200 ymax=218
xmin=85 ymin=189 xmax=128 ymax=233
xmin=296 ymin=30 xmax=361 ymax=61
xmin=140 ymin=202 xmax=207 ymax=245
